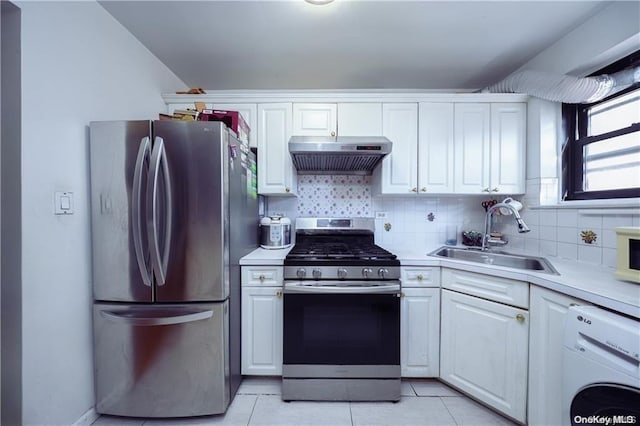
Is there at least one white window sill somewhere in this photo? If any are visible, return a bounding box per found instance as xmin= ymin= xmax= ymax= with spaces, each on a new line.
xmin=531 ymin=198 xmax=640 ymax=214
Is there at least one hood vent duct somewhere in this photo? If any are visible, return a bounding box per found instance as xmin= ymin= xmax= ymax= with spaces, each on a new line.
xmin=289 ymin=136 xmax=392 ymax=175
xmin=483 ymin=65 xmax=640 ymax=103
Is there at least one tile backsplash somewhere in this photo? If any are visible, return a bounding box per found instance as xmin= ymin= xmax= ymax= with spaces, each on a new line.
xmin=266 ymin=175 xmax=488 ymax=255
xmin=266 ymin=175 xmax=639 ymax=269
xmin=294 ymin=175 xmax=372 ymax=217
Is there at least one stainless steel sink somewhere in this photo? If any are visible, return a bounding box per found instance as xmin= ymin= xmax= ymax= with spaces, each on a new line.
xmin=428 ymin=246 xmax=559 ymax=275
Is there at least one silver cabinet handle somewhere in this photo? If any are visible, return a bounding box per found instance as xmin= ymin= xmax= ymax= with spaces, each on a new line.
xmin=101 ymin=309 xmax=213 ymax=326
xmin=516 ymin=313 xmax=526 ymax=323
xmin=284 ymin=282 xmax=400 ymax=294
xmin=132 ymin=137 xmax=152 ymax=287
xmin=148 ymin=137 xmax=173 ymax=286
xmin=492 ymin=187 xmax=500 ymax=192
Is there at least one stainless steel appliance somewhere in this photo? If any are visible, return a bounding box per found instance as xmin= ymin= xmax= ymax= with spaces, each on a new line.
xmin=89 ymin=120 xmax=258 ymax=417
xmin=282 ymin=218 xmax=401 ymax=402
xmin=259 ymin=215 xmax=292 ymax=249
xmin=288 ymin=136 xmax=392 ymax=175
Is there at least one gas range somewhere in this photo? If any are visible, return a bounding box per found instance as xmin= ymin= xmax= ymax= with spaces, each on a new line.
xmin=283 ymin=217 xmax=400 ymax=281
xmin=282 ymin=218 xmax=401 ymax=402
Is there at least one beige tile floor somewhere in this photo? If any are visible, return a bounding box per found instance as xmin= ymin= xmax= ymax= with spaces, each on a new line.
xmin=93 ymin=377 xmax=517 ymax=426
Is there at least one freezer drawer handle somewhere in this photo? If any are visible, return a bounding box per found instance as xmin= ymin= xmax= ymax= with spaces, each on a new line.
xmin=100 ymin=309 xmax=213 ymax=326
xmin=148 ymin=137 xmax=173 ymax=286
xmin=132 ymin=136 xmax=153 ymax=287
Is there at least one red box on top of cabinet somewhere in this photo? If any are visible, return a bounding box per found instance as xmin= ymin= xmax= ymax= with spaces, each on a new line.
xmin=199 ymin=110 xmax=250 ymax=146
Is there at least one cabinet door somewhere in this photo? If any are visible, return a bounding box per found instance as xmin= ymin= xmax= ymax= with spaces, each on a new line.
xmin=241 ymin=286 xmax=283 ymax=375
xmin=337 ymin=103 xmax=383 ymax=136
xmin=257 ymin=103 xmax=296 ymax=196
xmin=419 ymin=103 xmax=455 ymax=193
xmin=440 ymin=289 xmax=528 ymax=423
xmin=293 ymin=103 xmax=337 ymax=137
xmin=401 ymin=287 xmax=440 ymax=377
xmin=212 ymin=103 xmax=258 ymax=148
xmin=378 ymin=103 xmax=418 ymax=194
xmin=490 ymin=103 xmax=526 ymax=194
xmin=454 ymin=104 xmax=491 ymax=194
xmin=528 ymin=286 xmax=589 ymax=426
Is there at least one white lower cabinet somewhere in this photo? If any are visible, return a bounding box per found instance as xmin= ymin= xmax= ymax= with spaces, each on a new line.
xmin=528 ymin=286 xmax=590 ymax=426
xmin=241 ymin=267 xmax=283 ymax=375
xmin=401 ymin=287 xmax=440 ymax=377
xmin=400 ymin=267 xmax=440 ymax=377
xmin=440 ymin=287 xmax=529 ymax=423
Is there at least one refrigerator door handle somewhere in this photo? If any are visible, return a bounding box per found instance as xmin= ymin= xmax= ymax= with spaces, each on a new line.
xmin=148 ymin=136 xmax=173 ymax=286
xmin=132 ymin=136 xmax=153 ymax=287
xmin=100 ymin=309 xmax=213 ymax=326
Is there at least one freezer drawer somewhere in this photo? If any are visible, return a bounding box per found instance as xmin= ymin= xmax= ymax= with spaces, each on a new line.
xmin=93 ymin=302 xmax=229 ymax=417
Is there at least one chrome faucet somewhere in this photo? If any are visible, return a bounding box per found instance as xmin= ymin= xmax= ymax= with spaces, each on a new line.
xmin=482 ymin=202 xmax=530 ymax=251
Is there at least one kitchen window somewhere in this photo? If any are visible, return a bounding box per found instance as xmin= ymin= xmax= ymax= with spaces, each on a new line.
xmin=561 ymin=50 xmax=640 ymax=201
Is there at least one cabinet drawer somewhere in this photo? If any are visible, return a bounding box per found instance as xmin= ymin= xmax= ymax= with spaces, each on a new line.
xmin=401 ymin=267 xmax=440 ymax=287
xmin=441 ymin=268 xmax=528 ymax=309
xmin=241 ymin=266 xmax=283 ymax=286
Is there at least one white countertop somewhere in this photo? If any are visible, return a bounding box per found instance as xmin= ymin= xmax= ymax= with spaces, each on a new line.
xmin=240 ymin=246 xmax=640 ymax=319
xmin=240 ymin=246 xmax=293 ymax=265
xmin=397 ymin=247 xmax=640 ymax=319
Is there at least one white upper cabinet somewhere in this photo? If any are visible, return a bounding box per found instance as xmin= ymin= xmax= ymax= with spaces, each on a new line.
xmin=454 ymin=103 xmax=492 ymax=194
xmin=292 ymin=103 xmax=383 ymax=137
xmin=419 ymin=103 xmax=455 ymax=193
xmin=377 ymin=103 xmax=419 ymax=194
xmin=257 ymin=103 xmax=296 ymax=196
xmin=212 ymin=103 xmax=258 ymax=148
xmin=490 ymin=103 xmax=526 ymax=194
xmin=163 ymin=94 xmax=526 ymax=195
xmin=337 ymin=103 xmax=383 ymax=136
xmin=292 ymin=103 xmax=337 ymax=137
xmin=454 ymin=103 xmax=526 ymax=194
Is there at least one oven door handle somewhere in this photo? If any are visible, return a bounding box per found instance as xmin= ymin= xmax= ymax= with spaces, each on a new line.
xmin=284 ymin=282 xmax=400 ymax=294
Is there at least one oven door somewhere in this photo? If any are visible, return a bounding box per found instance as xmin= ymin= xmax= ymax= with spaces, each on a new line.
xmin=283 ymin=281 xmax=400 ymax=378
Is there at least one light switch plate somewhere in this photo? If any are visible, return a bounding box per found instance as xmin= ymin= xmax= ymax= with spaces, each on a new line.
xmin=375 ymin=211 xmax=388 ymax=219
xmin=54 ymin=191 xmax=74 ymax=215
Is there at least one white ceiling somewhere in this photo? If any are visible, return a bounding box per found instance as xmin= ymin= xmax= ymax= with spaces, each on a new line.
xmin=99 ymin=0 xmax=609 ymax=91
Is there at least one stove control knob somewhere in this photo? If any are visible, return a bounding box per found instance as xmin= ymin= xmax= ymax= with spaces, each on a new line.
xmin=296 ymin=268 xmax=307 ymax=279
xmin=312 ymin=268 xmax=322 ymax=279
xmin=378 ymin=268 xmax=389 ymax=279
xmin=362 ymin=268 xmax=373 ymax=278
xmin=337 ymin=268 xmax=348 ymax=279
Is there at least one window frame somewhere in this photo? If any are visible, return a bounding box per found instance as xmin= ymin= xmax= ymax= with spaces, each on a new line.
xmin=561 ymin=51 xmax=640 ymax=201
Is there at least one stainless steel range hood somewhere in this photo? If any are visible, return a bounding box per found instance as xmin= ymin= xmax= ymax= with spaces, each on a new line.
xmin=288 ymin=136 xmax=392 ymax=175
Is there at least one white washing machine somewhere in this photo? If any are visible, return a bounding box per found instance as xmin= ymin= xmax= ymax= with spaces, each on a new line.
xmin=563 ymin=305 xmax=640 ymax=426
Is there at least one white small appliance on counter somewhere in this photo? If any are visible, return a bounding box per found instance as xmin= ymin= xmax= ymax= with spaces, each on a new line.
xmin=260 ymin=215 xmax=292 ymax=249
xmin=615 ymin=227 xmax=640 ymax=283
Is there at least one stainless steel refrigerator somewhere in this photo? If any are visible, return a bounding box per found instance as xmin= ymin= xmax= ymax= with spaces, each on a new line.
xmin=89 ymin=120 xmax=257 ymax=417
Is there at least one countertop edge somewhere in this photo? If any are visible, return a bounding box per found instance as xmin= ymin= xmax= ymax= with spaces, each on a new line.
xmin=402 ymin=256 xmax=639 ymax=319
xmin=239 ymin=247 xmax=640 ymax=319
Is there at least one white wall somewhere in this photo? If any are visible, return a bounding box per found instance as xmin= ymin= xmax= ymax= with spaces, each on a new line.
xmin=17 ymin=1 xmax=184 ymax=424
xmin=1 ymin=2 xmax=23 ymax=424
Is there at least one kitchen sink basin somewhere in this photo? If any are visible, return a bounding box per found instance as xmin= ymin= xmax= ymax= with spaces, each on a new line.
xmin=428 ymin=246 xmax=559 ymax=275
